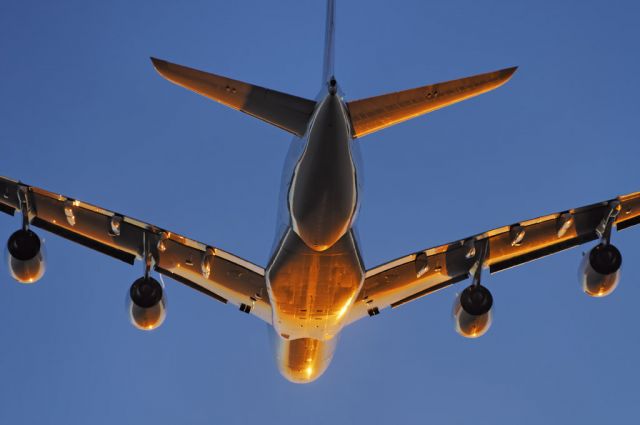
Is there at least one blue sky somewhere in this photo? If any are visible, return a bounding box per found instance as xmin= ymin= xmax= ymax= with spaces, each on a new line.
xmin=1 ymin=0 xmax=639 ymax=423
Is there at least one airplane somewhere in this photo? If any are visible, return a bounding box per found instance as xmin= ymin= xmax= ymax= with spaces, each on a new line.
xmin=1 ymin=0 xmax=639 ymax=384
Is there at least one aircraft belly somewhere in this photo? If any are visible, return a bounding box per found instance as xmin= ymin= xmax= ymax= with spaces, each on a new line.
xmin=272 ymin=334 xmax=338 ymax=383
xmin=266 ymin=228 xmax=364 ymax=340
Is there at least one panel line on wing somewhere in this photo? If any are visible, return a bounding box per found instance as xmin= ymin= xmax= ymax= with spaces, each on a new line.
xmin=31 ymin=216 xmax=137 ymax=264
xmin=489 ymin=232 xmax=597 ymax=274
xmin=390 ymin=273 xmax=469 ymax=308
xmin=155 ymin=266 xmax=228 ymax=304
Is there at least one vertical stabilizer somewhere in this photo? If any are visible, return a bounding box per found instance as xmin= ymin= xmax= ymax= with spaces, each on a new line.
xmin=322 ymin=0 xmax=336 ymax=84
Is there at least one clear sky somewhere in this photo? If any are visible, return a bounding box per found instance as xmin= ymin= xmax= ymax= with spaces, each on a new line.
xmin=1 ymin=0 xmax=639 ymax=424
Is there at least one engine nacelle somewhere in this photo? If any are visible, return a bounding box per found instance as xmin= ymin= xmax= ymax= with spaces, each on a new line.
xmin=6 ymin=229 xmax=46 ymax=284
xmin=579 ymin=243 xmax=621 ymax=297
xmin=128 ymin=276 xmax=166 ymax=330
xmin=453 ymin=284 xmax=493 ymax=338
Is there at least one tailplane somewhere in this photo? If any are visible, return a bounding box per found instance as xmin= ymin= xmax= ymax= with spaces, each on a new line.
xmin=347 ymin=67 xmax=517 ymax=138
xmin=151 ymin=58 xmax=316 ymax=137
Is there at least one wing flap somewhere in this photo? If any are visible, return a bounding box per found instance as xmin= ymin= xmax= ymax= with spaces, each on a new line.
xmin=32 ymin=216 xmax=137 ymax=264
xmin=151 ymin=58 xmax=316 ymax=137
xmin=347 ymin=239 xmax=475 ymax=324
xmin=616 ymin=191 xmax=640 ymax=229
xmin=29 ymin=187 xmax=142 ymax=263
xmin=152 ymin=233 xmax=271 ymax=322
xmin=346 ymin=67 xmax=517 ymax=138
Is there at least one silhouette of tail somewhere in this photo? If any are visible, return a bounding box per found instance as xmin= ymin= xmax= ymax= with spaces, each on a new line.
xmin=322 ymin=0 xmax=336 ymax=85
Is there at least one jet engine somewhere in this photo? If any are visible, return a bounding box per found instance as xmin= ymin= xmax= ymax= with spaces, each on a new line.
xmin=128 ymin=276 xmax=166 ymax=330
xmin=579 ymin=243 xmax=622 ymax=297
xmin=453 ymin=284 xmax=493 ymax=338
xmin=6 ymin=229 xmax=46 ymax=284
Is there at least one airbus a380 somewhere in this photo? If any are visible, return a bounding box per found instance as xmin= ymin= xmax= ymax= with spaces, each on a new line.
xmin=2 ymin=0 xmax=639 ymax=383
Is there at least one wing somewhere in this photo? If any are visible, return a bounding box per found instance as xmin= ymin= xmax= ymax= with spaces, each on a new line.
xmin=346 ymin=67 xmax=517 ymax=138
xmin=347 ymin=191 xmax=640 ymax=324
xmin=0 ymin=176 xmax=272 ymax=323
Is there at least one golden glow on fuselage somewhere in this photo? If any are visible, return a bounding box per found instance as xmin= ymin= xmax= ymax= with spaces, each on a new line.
xmin=267 ymin=92 xmax=363 ymax=383
xmin=273 ymin=335 xmax=338 ymax=383
xmin=267 ymin=228 xmax=363 ymax=342
xmin=336 ymin=293 xmax=356 ymax=320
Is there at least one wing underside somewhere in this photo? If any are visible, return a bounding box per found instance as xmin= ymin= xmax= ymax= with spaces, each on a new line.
xmin=346 ymin=67 xmax=517 ymax=138
xmin=0 ymin=176 xmax=272 ymax=323
xmin=347 ymin=191 xmax=640 ymax=324
xmin=151 ymin=58 xmax=316 ymax=137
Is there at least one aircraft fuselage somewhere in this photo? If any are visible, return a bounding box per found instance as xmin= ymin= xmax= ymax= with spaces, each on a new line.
xmin=266 ymin=88 xmax=365 ymax=382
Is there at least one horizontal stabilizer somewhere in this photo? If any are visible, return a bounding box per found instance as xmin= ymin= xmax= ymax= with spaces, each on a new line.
xmin=346 ymin=67 xmax=517 ymax=138
xmin=151 ymin=58 xmax=316 ymax=137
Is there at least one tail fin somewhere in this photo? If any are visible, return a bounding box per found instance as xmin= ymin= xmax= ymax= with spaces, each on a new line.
xmin=347 ymin=66 xmax=517 ymax=138
xmin=322 ymin=0 xmax=336 ymax=84
xmin=151 ymin=58 xmax=316 ymax=137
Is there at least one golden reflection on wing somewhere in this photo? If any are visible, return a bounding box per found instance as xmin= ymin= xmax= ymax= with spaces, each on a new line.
xmin=0 ymin=176 xmax=271 ymax=323
xmin=151 ymin=58 xmax=316 ymax=137
xmin=347 ymin=191 xmax=640 ymax=325
xmin=347 ymin=67 xmax=517 ymax=138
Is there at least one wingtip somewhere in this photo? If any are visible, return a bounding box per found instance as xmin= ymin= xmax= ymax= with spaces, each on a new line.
xmin=494 ymin=66 xmax=518 ymax=86
xmin=150 ymin=57 xmax=168 ymax=73
xmin=504 ymin=66 xmax=518 ymax=77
